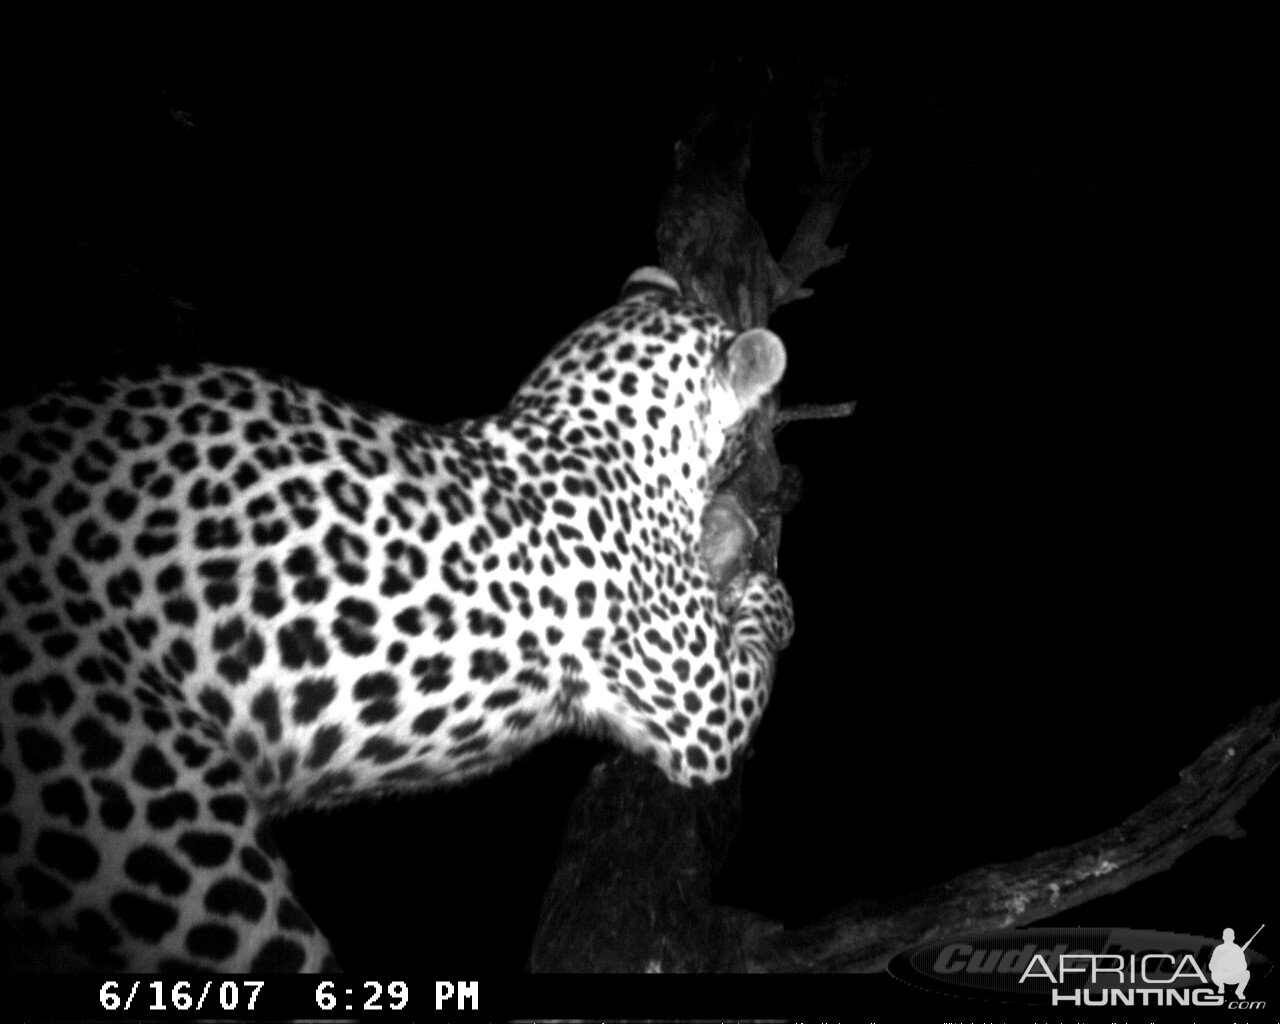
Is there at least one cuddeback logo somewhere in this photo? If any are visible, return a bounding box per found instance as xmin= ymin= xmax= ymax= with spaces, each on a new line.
xmin=889 ymin=925 xmax=1271 ymax=1008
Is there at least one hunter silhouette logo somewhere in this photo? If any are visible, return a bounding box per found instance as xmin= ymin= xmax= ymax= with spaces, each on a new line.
xmin=1210 ymin=924 xmax=1263 ymax=999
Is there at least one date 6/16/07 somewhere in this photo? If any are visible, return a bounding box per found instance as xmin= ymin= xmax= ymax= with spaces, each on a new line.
xmin=100 ymin=980 xmax=264 ymax=1012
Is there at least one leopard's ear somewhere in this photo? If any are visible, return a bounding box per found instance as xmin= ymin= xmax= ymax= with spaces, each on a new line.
xmin=619 ymin=267 xmax=680 ymax=301
xmin=724 ymin=328 xmax=786 ymax=412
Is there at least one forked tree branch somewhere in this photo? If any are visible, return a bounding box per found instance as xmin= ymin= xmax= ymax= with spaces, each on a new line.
xmin=774 ymin=111 xmax=870 ymax=308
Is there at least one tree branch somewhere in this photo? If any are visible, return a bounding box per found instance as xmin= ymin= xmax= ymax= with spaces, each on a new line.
xmin=776 ymin=401 xmax=858 ymax=427
xmin=739 ymin=698 xmax=1280 ymax=972
xmin=774 ymin=111 xmax=870 ymax=307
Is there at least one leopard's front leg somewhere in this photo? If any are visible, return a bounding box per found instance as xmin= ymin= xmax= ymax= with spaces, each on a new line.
xmin=720 ymin=571 xmax=794 ymax=756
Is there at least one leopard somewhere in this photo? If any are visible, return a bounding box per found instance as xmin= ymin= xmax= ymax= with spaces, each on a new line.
xmin=0 ymin=267 xmax=794 ymax=971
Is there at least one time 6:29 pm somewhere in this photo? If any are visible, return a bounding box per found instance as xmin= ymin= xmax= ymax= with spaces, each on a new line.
xmin=316 ymin=980 xmax=409 ymax=1012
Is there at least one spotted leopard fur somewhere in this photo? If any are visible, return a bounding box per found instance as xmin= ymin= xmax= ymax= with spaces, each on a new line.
xmin=0 ymin=268 xmax=793 ymax=971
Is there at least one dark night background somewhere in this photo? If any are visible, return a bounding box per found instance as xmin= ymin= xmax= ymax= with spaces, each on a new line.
xmin=12 ymin=43 xmax=1273 ymax=978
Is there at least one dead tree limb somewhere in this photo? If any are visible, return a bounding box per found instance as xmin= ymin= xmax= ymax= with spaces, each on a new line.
xmin=776 ymin=401 xmax=858 ymax=427
xmin=738 ymin=698 xmax=1280 ymax=971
